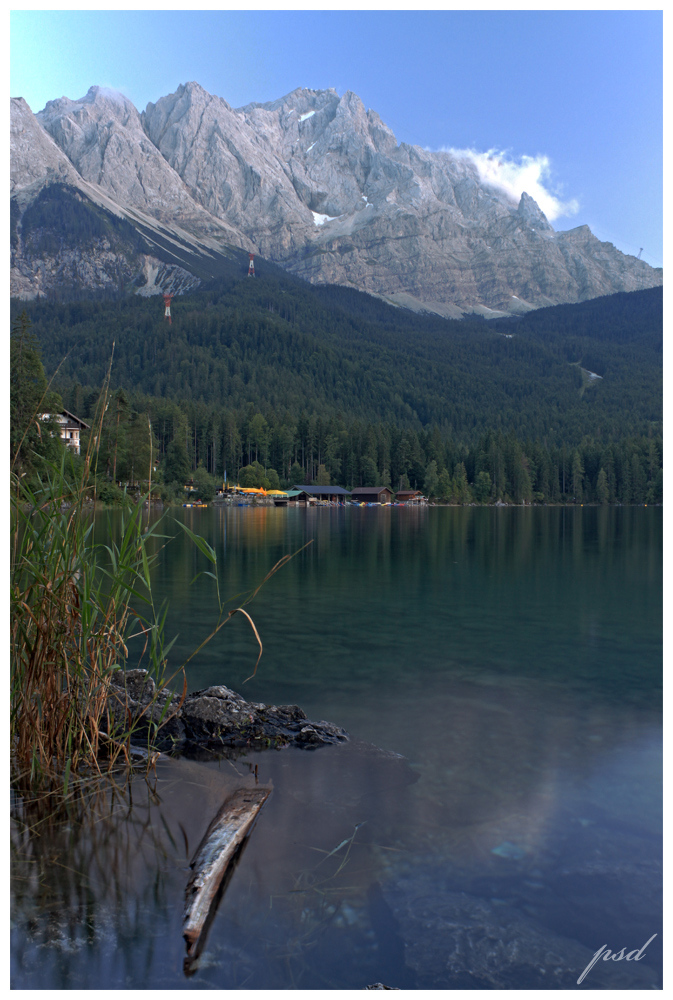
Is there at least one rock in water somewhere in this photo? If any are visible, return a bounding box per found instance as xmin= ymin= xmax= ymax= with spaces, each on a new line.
xmin=106 ymin=669 xmax=349 ymax=751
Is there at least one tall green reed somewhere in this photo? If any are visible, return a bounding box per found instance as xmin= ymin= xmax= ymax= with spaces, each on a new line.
xmin=10 ymin=345 xmax=307 ymax=786
xmin=11 ymin=344 xmax=178 ymax=782
xmin=10 ymin=454 xmax=177 ymax=779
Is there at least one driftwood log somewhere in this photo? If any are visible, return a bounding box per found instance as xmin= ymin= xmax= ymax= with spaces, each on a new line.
xmin=183 ymin=787 xmax=271 ymax=964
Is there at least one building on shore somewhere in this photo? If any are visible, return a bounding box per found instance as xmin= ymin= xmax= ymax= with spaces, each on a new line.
xmin=274 ymin=489 xmax=312 ymax=505
xmin=350 ymin=486 xmax=394 ymax=503
xmin=293 ymin=485 xmax=352 ymax=503
xmin=40 ymin=410 xmax=89 ymax=456
xmin=395 ymin=490 xmax=427 ymax=504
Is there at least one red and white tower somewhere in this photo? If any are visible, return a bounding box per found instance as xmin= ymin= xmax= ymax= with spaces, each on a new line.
xmin=163 ymin=293 xmax=174 ymax=324
xmin=248 ymin=253 xmax=255 ymax=277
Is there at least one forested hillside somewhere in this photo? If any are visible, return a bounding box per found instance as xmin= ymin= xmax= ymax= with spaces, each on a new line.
xmin=11 ymin=280 xmax=662 ymax=504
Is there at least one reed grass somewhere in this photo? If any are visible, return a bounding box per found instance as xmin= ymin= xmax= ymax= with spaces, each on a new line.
xmin=10 ymin=347 xmax=308 ymax=788
xmin=11 ymin=347 xmax=180 ymax=784
xmin=10 ymin=455 xmax=173 ymax=780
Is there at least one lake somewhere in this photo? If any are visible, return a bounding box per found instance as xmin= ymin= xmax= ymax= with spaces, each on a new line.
xmin=11 ymin=506 xmax=662 ymax=989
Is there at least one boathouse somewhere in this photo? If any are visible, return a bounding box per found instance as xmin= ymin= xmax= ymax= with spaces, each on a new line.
xmin=294 ymin=485 xmax=351 ymax=502
xmin=350 ymin=486 xmax=394 ymax=503
xmin=276 ymin=489 xmax=312 ymax=505
xmin=395 ymin=489 xmax=427 ymax=504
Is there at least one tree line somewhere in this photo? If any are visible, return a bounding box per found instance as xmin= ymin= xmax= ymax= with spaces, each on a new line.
xmin=10 ymin=277 xmax=662 ymax=505
xmin=58 ymin=384 xmax=662 ymax=505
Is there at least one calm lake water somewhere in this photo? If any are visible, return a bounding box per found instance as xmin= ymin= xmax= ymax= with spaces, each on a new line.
xmin=11 ymin=507 xmax=662 ymax=989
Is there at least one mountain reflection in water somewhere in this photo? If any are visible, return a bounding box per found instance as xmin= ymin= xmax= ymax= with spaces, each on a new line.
xmin=11 ymin=508 xmax=661 ymax=989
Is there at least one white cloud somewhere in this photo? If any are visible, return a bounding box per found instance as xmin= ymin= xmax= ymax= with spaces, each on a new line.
xmin=94 ymin=85 xmax=134 ymax=106
xmin=442 ymin=147 xmax=579 ymax=222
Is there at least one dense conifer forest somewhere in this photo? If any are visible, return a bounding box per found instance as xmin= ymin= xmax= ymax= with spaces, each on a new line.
xmin=11 ymin=278 xmax=662 ymax=504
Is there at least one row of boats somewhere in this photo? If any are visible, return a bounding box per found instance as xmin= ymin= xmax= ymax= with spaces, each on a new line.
xmin=184 ymin=499 xmax=422 ymax=508
xmin=183 ymin=486 xmax=429 ymax=508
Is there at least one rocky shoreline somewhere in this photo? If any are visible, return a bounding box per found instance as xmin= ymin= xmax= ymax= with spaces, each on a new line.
xmin=107 ymin=669 xmax=349 ymax=753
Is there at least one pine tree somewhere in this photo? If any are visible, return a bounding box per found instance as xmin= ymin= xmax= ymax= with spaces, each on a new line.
xmin=168 ymin=435 xmax=191 ymax=483
xmin=289 ymin=461 xmax=304 ymax=486
xmin=10 ymin=312 xmax=63 ymax=473
xmin=437 ymin=468 xmax=452 ymax=499
xmin=453 ymin=462 xmax=472 ymax=504
xmin=424 ymin=460 xmax=439 ymax=497
xmin=596 ymin=468 xmax=609 ymax=505
xmin=571 ymin=450 xmax=585 ymax=503
xmin=630 ymin=452 xmax=647 ymax=504
xmin=474 ymin=470 xmax=492 ymax=503
xmin=646 ymin=468 xmax=663 ymax=504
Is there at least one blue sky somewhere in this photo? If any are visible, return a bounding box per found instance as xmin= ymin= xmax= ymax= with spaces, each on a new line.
xmin=10 ymin=9 xmax=662 ymax=266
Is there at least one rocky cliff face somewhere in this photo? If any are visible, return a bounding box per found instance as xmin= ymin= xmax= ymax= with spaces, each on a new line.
xmin=11 ymin=83 xmax=662 ymax=314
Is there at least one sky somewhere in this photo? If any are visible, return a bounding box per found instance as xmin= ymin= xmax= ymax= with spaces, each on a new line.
xmin=10 ymin=9 xmax=663 ymax=267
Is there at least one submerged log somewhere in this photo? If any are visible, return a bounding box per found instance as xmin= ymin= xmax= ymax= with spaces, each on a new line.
xmin=183 ymin=787 xmax=271 ymax=960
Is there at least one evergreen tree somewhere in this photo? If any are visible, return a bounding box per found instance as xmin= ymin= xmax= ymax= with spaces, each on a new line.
xmin=452 ymin=462 xmax=472 ymax=504
xmin=630 ymin=452 xmax=647 ymax=504
xmin=602 ymin=446 xmax=617 ymax=502
xmin=289 ymin=461 xmax=304 ymax=486
xmin=596 ymin=468 xmax=610 ymax=505
xmin=163 ymin=437 xmax=191 ymax=484
xmin=356 ymin=455 xmax=375 ymax=486
xmin=646 ymin=468 xmax=663 ymax=504
xmin=424 ymin=460 xmax=439 ymax=497
xmin=619 ymin=453 xmax=632 ymax=504
xmin=437 ymin=468 xmax=452 ymax=499
xmin=571 ymin=450 xmax=585 ymax=503
xmin=249 ymin=412 xmax=269 ymax=464
xmin=10 ymin=313 xmax=63 ymax=472
xmin=473 ymin=470 xmax=492 ymax=503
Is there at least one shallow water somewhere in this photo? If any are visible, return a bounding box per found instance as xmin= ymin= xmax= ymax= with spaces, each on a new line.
xmin=11 ymin=507 xmax=662 ymax=989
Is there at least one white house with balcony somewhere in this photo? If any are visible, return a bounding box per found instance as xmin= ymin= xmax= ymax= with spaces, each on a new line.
xmin=40 ymin=410 xmax=89 ymax=456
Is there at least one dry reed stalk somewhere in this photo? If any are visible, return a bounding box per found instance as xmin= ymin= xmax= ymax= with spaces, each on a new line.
xmin=11 ymin=343 xmax=306 ymax=788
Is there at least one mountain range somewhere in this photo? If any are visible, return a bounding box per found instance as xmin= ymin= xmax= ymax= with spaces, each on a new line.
xmin=11 ymin=82 xmax=662 ymax=316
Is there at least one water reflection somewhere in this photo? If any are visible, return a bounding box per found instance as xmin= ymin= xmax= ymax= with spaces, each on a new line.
xmin=10 ymin=746 xmax=419 ymax=989
xmin=13 ymin=508 xmax=661 ymax=989
xmin=98 ymin=506 xmax=661 ymax=713
xmin=11 ymin=696 xmax=661 ymax=989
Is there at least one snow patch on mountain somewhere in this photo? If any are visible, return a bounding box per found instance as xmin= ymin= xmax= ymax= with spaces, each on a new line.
xmin=312 ymin=211 xmax=337 ymax=226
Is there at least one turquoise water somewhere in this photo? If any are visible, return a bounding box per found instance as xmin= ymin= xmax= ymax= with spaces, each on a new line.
xmin=11 ymin=507 xmax=662 ymax=989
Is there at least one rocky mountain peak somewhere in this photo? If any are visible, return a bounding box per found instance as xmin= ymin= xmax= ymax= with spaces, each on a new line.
xmin=517 ymin=191 xmax=553 ymax=231
xmin=83 ymin=85 xmax=136 ymax=108
xmin=34 ymin=86 xmax=235 ymax=233
xmin=10 ymin=81 xmax=663 ymax=313
xmin=238 ymin=86 xmax=338 ymax=115
xmin=11 ymin=97 xmax=82 ymax=200
xmin=39 ymin=85 xmax=137 ymax=130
